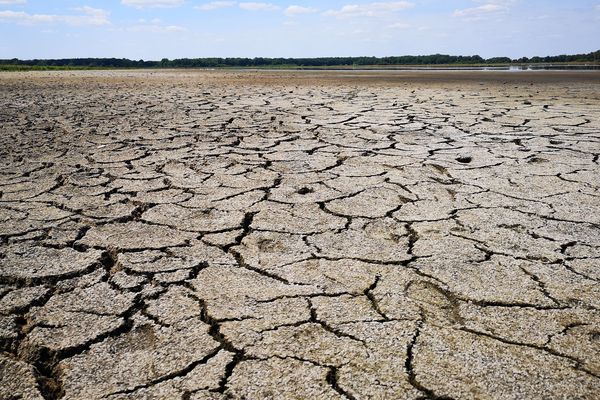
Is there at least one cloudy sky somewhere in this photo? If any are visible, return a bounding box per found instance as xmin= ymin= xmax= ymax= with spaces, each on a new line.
xmin=1 ymin=0 xmax=599 ymax=60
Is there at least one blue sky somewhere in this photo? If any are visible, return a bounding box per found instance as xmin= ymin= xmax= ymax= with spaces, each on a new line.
xmin=1 ymin=1 xmax=599 ymax=59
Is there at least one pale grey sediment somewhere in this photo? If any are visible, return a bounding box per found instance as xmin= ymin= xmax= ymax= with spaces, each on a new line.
xmin=0 ymin=70 xmax=599 ymax=399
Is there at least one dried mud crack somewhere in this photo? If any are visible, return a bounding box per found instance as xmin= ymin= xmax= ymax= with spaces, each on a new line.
xmin=1 ymin=69 xmax=600 ymax=399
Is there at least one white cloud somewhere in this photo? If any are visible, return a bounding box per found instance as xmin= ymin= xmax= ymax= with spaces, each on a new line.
xmin=284 ymin=5 xmax=319 ymax=16
xmin=195 ymin=1 xmax=236 ymax=11
xmin=128 ymin=23 xmax=186 ymax=32
xmin=532 ymin=14 xmax=550 ymax=20
xmin=238 ymin=2 xmax=279 ymax=11
xmin=477 ymin=0 xmax=516 ymax=4
xmin=452 ymin=0 xmax=512 ymax=19
xmin=0 ymin=0 xmax=26 ymax=5
xmin=0 ymin=7 xmax=110 ymax=26
xmin=323 ymin=2 xmax=414 ymax=18
xmin=386 ymin=21 xmax=410 ymax=29
xmin=121 ymin=0 xmax=184 ymax=8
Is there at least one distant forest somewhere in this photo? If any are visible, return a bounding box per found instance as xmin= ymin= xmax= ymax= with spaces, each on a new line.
xmin=1 ymin=50 xmax=599 ymax=69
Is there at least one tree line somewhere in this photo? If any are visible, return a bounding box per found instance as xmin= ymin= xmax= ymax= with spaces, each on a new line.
xmin=1 ymin=50 xmax=598 ymax=69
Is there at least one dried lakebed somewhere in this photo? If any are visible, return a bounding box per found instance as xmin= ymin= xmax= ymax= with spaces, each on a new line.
xmin=0 ymin=70 xmax=599 ymax=399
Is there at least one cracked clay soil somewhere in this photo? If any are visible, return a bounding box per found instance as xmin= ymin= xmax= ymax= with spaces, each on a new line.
xmin=0 ymin=69 xmax=599 ymax=399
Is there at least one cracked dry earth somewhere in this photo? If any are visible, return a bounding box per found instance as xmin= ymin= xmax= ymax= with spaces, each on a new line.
xmin=0 ymin=70 xmax=599 ymax=400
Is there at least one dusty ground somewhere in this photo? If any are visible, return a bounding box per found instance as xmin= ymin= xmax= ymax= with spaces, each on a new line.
xmin=1 ymin=70 xmax=599 ymax=399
